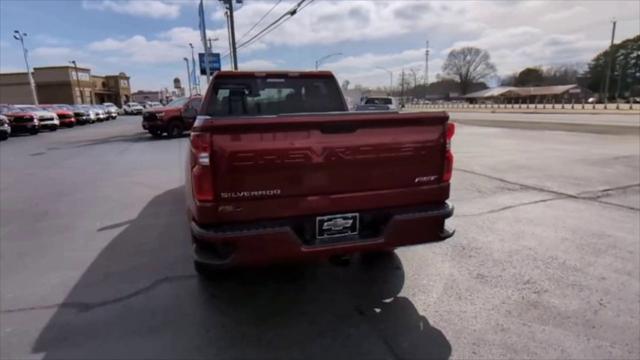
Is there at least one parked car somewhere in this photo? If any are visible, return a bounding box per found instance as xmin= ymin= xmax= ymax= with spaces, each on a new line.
xmin=186 ymin=70 xmax=455 ymax=277
xmin=14 ymin=105 xmax=59 ymax=131
xmin=145 ymin=101 xmax=162 ymax=108
xmin=70 ymin=105 xmax=93 ymax=125
xmin=40 ymin=105 xmax=76 ymax=128
xmin=77 ymin=105 xmax=100 ymax=124
xmin=123 ymin=102 xmax=144 ymax=115
xmin=4 ymin=106 xmax=40 ymax=135
xmin=142 ymin=96 xmax=202 ymax=138
xmin=0 ymin=114 xmax=10 ymax=140
xmin=91 ymin=105 xmax=108 ymax=122
xmin=102 ymin=103 xmax=119 ymax=119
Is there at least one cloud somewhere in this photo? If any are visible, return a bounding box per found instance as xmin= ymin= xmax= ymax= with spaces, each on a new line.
xmin=31 ymin=47 xmax=75 ymax=58
xmin=237 ymin=59 xmax=278 ymax=70
xmin=541 ymin=6 xmax=588 ymax=21
xmin=81 ymin=0 xmax=182 ymax=19
xmin=444 ymin=27 xmax=603 ymax=74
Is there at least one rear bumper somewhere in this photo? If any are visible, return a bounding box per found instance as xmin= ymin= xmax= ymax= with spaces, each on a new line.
xmin=10 ymin=123 xmax=38 ymax=132
xmin=59 ymin=118 xmax=75 ymax=126
xmin=192 ymin=202 xmax=454 ymax=267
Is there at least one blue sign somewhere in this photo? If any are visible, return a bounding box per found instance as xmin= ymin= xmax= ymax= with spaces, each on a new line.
xmin=199 ymin=53 xmax=221 ymax=75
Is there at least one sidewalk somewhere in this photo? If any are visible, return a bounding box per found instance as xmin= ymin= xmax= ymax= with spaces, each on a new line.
xmin=403 ymin=108 xmax=640 ymax=135
xmin=405 ymin=104 xmax=640 ymax=115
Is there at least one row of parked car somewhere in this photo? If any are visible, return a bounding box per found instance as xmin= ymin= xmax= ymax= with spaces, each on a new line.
xmin=0 ymin=103 xmax=120 ymax=141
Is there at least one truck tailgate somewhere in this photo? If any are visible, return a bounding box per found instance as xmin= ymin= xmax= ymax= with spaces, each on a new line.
xmin=196 ymin=112 xmax=449 ymax=206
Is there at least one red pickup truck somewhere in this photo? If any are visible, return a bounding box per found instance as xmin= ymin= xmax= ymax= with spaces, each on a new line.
xmin=186 ymin=71 xmax=455 ymax=276
xmin=142 ymin=96 xmax=202 ymax=138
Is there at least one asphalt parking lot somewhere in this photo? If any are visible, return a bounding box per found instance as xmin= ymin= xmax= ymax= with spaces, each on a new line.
xmin=1 ymin=115 xmax=638 ymax=359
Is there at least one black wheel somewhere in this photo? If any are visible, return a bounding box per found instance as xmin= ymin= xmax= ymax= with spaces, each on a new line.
xmin=68 ymin=123 xmax=75 ymax=128
xmin=194 ymin=261 xmax=225 ymax=280
xmin=29 ymin=128 xmax=39 ymax=135
xmin=0 ymin=132 xmax=8 ymax=141
xmin=167 ymin=121 xmax=184 ymax=138
xmin=149 ymin=129 xmax=163 ymax=138
xmin=50 ymin=126 xmax=58 ymax=132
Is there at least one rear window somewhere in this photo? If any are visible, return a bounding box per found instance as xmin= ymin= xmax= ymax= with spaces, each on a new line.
xmin=365 ymin=97 xmax=393 ymax=105
xmin=203 ymin=76 xmax=346 ymax=117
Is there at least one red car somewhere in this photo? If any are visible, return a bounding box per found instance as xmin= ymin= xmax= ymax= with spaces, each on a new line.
xmin=142 ymin=96 xmax=202 ymax=138
xmin=40 ymin=105 xmax=76 ymax=128
xmin=4 ymin=106 xmax=40 ymax=135
xmin=186 ymin=71 xmax=455 ymax=276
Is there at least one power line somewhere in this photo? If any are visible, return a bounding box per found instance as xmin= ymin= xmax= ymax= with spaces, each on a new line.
xmin=237 ymin=0 xmax=307 ymax=49
xmin=237 ymin=0 xmax=282 ymax=43
xmin=220 ymin=0 xmax=313 ymax=60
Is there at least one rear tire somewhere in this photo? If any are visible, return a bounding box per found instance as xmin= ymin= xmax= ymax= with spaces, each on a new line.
xmin=167 ymin=121 xmax=184 ymax=138
xmin=149 ymin=129 xmax=163 ymax=138
xmin=29 ymin=128 xmax=39 ymax=135
xmin=194 ymin=261 xmax=225 ymax=280
xmin=0 ymin=132 xmax=8 ymax=141
xmin=50 ymin=126 xmax=58 ymax=132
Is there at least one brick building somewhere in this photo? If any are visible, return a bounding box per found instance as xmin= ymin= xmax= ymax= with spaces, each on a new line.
xmin=0 ymin=66 xmax=131 ymax=106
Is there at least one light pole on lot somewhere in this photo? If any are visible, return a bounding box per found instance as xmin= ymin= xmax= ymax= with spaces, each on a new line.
xmin=183 ymin=57 xmax=192 ymax=97
xmin=315 ymin=52 xmax=343 ymax=71
xmin=189 ymin=43 xmax=200 ymax=95
xmin=13 ymin=30 xmax=38 ymax=105
xmin=69 ymin=60 xmax=85 ymax=104
xmin=376 ymin=66 xmax=393 ymax=94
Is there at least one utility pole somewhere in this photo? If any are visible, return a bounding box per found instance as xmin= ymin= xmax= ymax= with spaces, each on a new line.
xmin=425 ymin=40 xmax=430 ymax=86
xmin=225 ymin=11 xmax=234 ymax=70
xmin=603 ymin=19 xmax=617 ymax=101
xmin=69 ymin=60 xmax=84 ymax=104
xmin=221 ymin=0 xmax=238 ymax=70
xmin=199 ymin=0 xmax=211 ymax=85
xmin=183 ymin=57 xmax=192 ymax=97
xmin=13 ymin=30 xmax=38 ymax=105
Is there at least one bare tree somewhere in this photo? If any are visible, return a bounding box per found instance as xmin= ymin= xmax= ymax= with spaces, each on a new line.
xmin=442 ymin=47 xmax=497 ymax=94
xmin=408 ymin=67 xmax=421 ymax=88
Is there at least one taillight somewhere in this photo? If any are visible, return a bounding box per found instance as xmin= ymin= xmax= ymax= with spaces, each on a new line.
xmin=190 ymin=132 xmax=214 ymax=202
xmin=442 ymin=122 xmax=455 ymax=182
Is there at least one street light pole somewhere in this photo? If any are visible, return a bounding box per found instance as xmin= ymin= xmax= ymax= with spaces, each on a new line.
xmin=13 ymin=30 xmax=38 ymax=105
xmin=183 ymin=57 xmax=192 ymax=97
xmin=69 ymin=60 xmax=84 ymax=104
xmin=189 ymin=43 xmax=199 ymax=95
xmin=314 ymin=52 xmax=343 ymax=71
xmin=376 ymin=66 xmax=393 ymax=94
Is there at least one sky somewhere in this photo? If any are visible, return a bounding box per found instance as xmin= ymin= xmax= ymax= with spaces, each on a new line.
xmin=0 ymin=0 xmax=638 ymax=91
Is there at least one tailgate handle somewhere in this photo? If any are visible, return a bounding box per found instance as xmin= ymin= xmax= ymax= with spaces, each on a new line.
xmin=320 ymin=123 xmax=358 ymax=134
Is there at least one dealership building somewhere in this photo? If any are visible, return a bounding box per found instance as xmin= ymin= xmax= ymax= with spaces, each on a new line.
xmin=0 ymin=66 xmax=131 ymax=106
